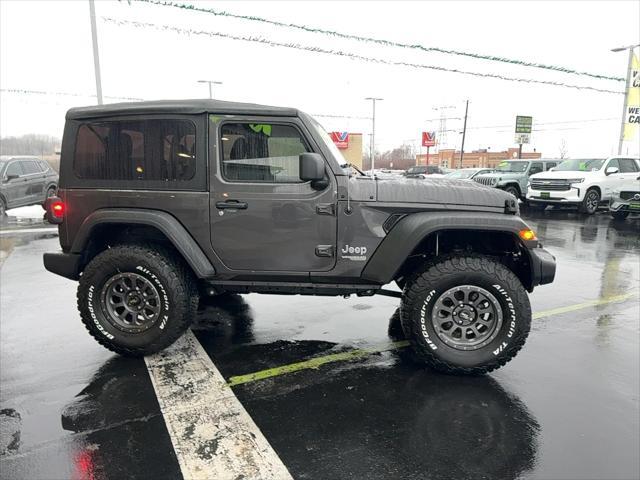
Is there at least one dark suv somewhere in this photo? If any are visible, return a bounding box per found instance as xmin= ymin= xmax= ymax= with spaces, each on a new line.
xmin=0 ymin=156 xmax=58 ymax=216
xmin=43 ymin=100 xmax=556 ymax=375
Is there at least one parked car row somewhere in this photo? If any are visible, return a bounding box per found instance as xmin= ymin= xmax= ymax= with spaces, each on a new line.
xmin=396 ymin=157 xmax=639 ymax=220
xmin=0 ymin=156 xmax=59 ymax=216
xmin=470 ymin=157 xmax=639 ymax=219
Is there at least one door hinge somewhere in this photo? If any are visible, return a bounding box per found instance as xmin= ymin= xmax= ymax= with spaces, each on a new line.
xmin=316 ymin=203 xmax=336 ymax=216
xmin=315 ymin=245 xmax=334 ymax=257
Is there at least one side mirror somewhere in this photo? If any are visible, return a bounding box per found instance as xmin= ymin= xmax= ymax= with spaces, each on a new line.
xmin=549 ymin=167 xmax=556 ymax=171
xmin=299 ymin=153 xmax=325 ymax=182
xmin=5 ymin=174 xmax=19 ymax=182
xmin=605 ymin=166 xmax=619 ymax=176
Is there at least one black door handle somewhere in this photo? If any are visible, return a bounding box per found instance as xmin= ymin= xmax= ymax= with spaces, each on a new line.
xmin=216 ymin=200 xmax=248 ymax=210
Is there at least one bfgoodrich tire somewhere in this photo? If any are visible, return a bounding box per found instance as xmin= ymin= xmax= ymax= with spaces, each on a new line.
xmin=77 ymin=244 xmax=198 ymax=356
xmin=400 ymin=256 xmax=531 ymax=375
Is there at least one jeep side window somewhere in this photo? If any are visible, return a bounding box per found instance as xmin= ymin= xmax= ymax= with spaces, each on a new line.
xmin=529 ymin=162 xmax=543 ymax=175
xmin=220 ymin=123 xmax=310 ymax=183
xmin=619 ymin=158 xmax=639 ymax=173
xmin=74 ymin=119 xmax=196 ymax=183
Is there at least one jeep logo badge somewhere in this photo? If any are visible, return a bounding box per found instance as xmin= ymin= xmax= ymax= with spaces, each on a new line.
xmin=341 ymin=244 xmax=368 ymax=261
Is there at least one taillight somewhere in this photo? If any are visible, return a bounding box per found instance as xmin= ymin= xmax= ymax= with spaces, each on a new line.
xmin=45 ymin=196 xmax=65 ymax=224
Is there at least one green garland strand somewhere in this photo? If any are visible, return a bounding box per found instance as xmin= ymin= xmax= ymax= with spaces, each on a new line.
xmin=131 ymin=0 xmax=624 ymax=83
xmin=101 ymin=18 xmax=624 ymax=95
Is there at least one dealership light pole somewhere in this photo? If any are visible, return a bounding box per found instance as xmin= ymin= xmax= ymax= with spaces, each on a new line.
xmin=88 ymin=0 xmax=103 ymax=105
xmin=611 ymin=44 xmax=640 ymax=154
xmin=198 ymin=80 xmax=223 ymax=99
xmin=365 ymin=97 xmax=383 ymax=172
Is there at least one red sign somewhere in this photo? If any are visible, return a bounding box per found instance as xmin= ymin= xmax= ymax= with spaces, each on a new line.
xmin=422 ymin=131 xmax=437 ymax=147
xmin=330 ymin=131 xmax=349 ymax=149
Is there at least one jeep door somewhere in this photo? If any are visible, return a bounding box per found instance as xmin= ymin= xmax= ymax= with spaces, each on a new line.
xmin=208 ymin=116 xmax=337 ymax=272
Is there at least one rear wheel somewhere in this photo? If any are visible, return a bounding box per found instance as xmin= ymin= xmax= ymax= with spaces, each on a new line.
xmin=400 ymin=255 xmax=531 ymax=375
xmin=0 ymin=198 xmax=6 ymax=217
xmin=42 ymin=186 xmax=57 ymax=207
xmin=77 ymin=244 xmax=198 ymax=356
xmin=580 ymin=188 xmax=600 ymax=214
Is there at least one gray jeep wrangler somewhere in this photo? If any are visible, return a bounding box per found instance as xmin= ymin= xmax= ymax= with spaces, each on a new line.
xmin=473 ymin=159 xmax=559 ymax=199
xmin=43 ymin=100 xmax=556 ymax=374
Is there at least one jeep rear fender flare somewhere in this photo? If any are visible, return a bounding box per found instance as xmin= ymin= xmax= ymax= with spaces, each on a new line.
xmin=361 ymin=211 xmax=535 ymax=284
xmin=71 ymin=208 xmax=216 ymax=278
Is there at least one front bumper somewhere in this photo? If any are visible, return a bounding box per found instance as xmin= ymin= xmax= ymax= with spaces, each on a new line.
xmin=43 ymin=252 xmax=81 ymax=280
xmin=526 ymin=186 xmax=582 ymax=204
xmin=610 ymin=200 xmax=640 ymax=213
xmin=530 ymin=247 xmax=556 ymax=287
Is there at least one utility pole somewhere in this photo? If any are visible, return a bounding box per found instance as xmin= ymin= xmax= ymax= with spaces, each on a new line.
xmin=198 ymin=80 xmax=223 ymax=99
xmin=365 ymin=97 xmax=383 ymax=172
xmin=459 ymin=100 xmax=469 ymax=169
xmin=88 ymin=0 xmax=103 ymax=105
xmin=611 ymin=44 xmax=639 ymax=155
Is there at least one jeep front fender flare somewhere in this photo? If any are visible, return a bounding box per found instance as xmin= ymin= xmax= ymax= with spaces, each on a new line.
xmin=71 ymin=208 xmax=216 ymax=278
xmin=361 ymin=211 xmax=536 ymax=284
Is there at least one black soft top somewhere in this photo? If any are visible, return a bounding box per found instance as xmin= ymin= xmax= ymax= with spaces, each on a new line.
xmin=66 ymin=99 xmax=299 ymax=120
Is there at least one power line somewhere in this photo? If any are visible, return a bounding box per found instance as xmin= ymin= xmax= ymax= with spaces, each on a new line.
xmin=313 ymin=114 xmax=372 ymax=120
xmin=1 ymin=88 xmax=370 ymax=120
xmin=131 ymin=0 xmax=624 ymax=83
xmin=101 ymin=18 xmax=625 ymax=95
xmin=0 ymin=88 xmax=142 ymax=101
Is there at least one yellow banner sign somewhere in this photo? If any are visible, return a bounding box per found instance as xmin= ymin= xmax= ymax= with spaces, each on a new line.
xmin=623 ymin=50 xmax=640 ymax=141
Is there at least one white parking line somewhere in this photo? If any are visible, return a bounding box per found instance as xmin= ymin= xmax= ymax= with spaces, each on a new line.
xmin=144 ymin=330 xmax=293 ymax=480
xmin=0 ymin=227 xmax=58 ymax=235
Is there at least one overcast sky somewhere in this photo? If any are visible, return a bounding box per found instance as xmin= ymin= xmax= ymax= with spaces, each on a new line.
xmin=1 ymin=0 xmax=639 ymax=158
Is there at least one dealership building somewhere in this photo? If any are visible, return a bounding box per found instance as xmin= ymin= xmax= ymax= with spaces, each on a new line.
xmin=414 ymin=148 xmax=542 ymax=169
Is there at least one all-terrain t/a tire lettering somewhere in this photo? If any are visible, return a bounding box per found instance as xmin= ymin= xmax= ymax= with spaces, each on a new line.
xmin=77 ymin=244 xmax=198 ymax=356
xmin=400 ymin=255 xmax=531 ymax=374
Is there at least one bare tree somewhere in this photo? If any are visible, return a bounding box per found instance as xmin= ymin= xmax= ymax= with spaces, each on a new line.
xmin=558 ymin=139 xmax=569 ymax=159
xmin=0 ymin=134 xmax=60 ymax=156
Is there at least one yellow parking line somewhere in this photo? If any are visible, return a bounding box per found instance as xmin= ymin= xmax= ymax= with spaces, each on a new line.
xmin=227 ymin=341 xmax=409 ymax=387
xmin=532 ymin=292 xmax=637 ymax=319
xmin=227 ymin=291 xmax=638 ymax=387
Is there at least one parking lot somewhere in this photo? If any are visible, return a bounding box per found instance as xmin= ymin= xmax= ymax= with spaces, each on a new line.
xmin=0 ymin=207 xmax=639 ymax=480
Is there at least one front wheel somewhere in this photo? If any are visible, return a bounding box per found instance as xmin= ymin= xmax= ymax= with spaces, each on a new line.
xmin=400 ymin=256 xmax=531 ymax=375
xmin=580 ymin=188 xmax=600 ymax=214
xmin=77 ymin=244 xmax=198 ymax=356
xmin=504 ymin=185 xmax=520 ymax=199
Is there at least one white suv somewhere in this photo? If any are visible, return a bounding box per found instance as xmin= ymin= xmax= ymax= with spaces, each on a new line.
xmin=526 ymin=157 xmax=640 ymax=214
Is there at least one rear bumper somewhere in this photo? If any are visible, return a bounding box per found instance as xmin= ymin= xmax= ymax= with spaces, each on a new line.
xmin=43 ymin=252 xmax=81 ymax=280
xmin=530 ymin=247 xmax=556 ymax=287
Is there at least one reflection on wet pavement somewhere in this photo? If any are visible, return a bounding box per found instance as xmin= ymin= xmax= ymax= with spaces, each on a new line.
xmin=0 ymin=210 xmax=638 ymax=479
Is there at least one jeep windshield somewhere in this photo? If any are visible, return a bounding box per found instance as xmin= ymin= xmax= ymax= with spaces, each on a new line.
xmin=553 ymin=158 xmax=605 ymax=172
xmin=495 ymin=161 xmax=528 ymax=173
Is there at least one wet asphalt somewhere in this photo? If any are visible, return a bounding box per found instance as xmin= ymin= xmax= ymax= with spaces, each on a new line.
xmin=0 ymin=207 xmax=639 ymax=480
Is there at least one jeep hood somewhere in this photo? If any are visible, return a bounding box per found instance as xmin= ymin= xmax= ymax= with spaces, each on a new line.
xmin=374 ymin=177 xmax=514 ymax=208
